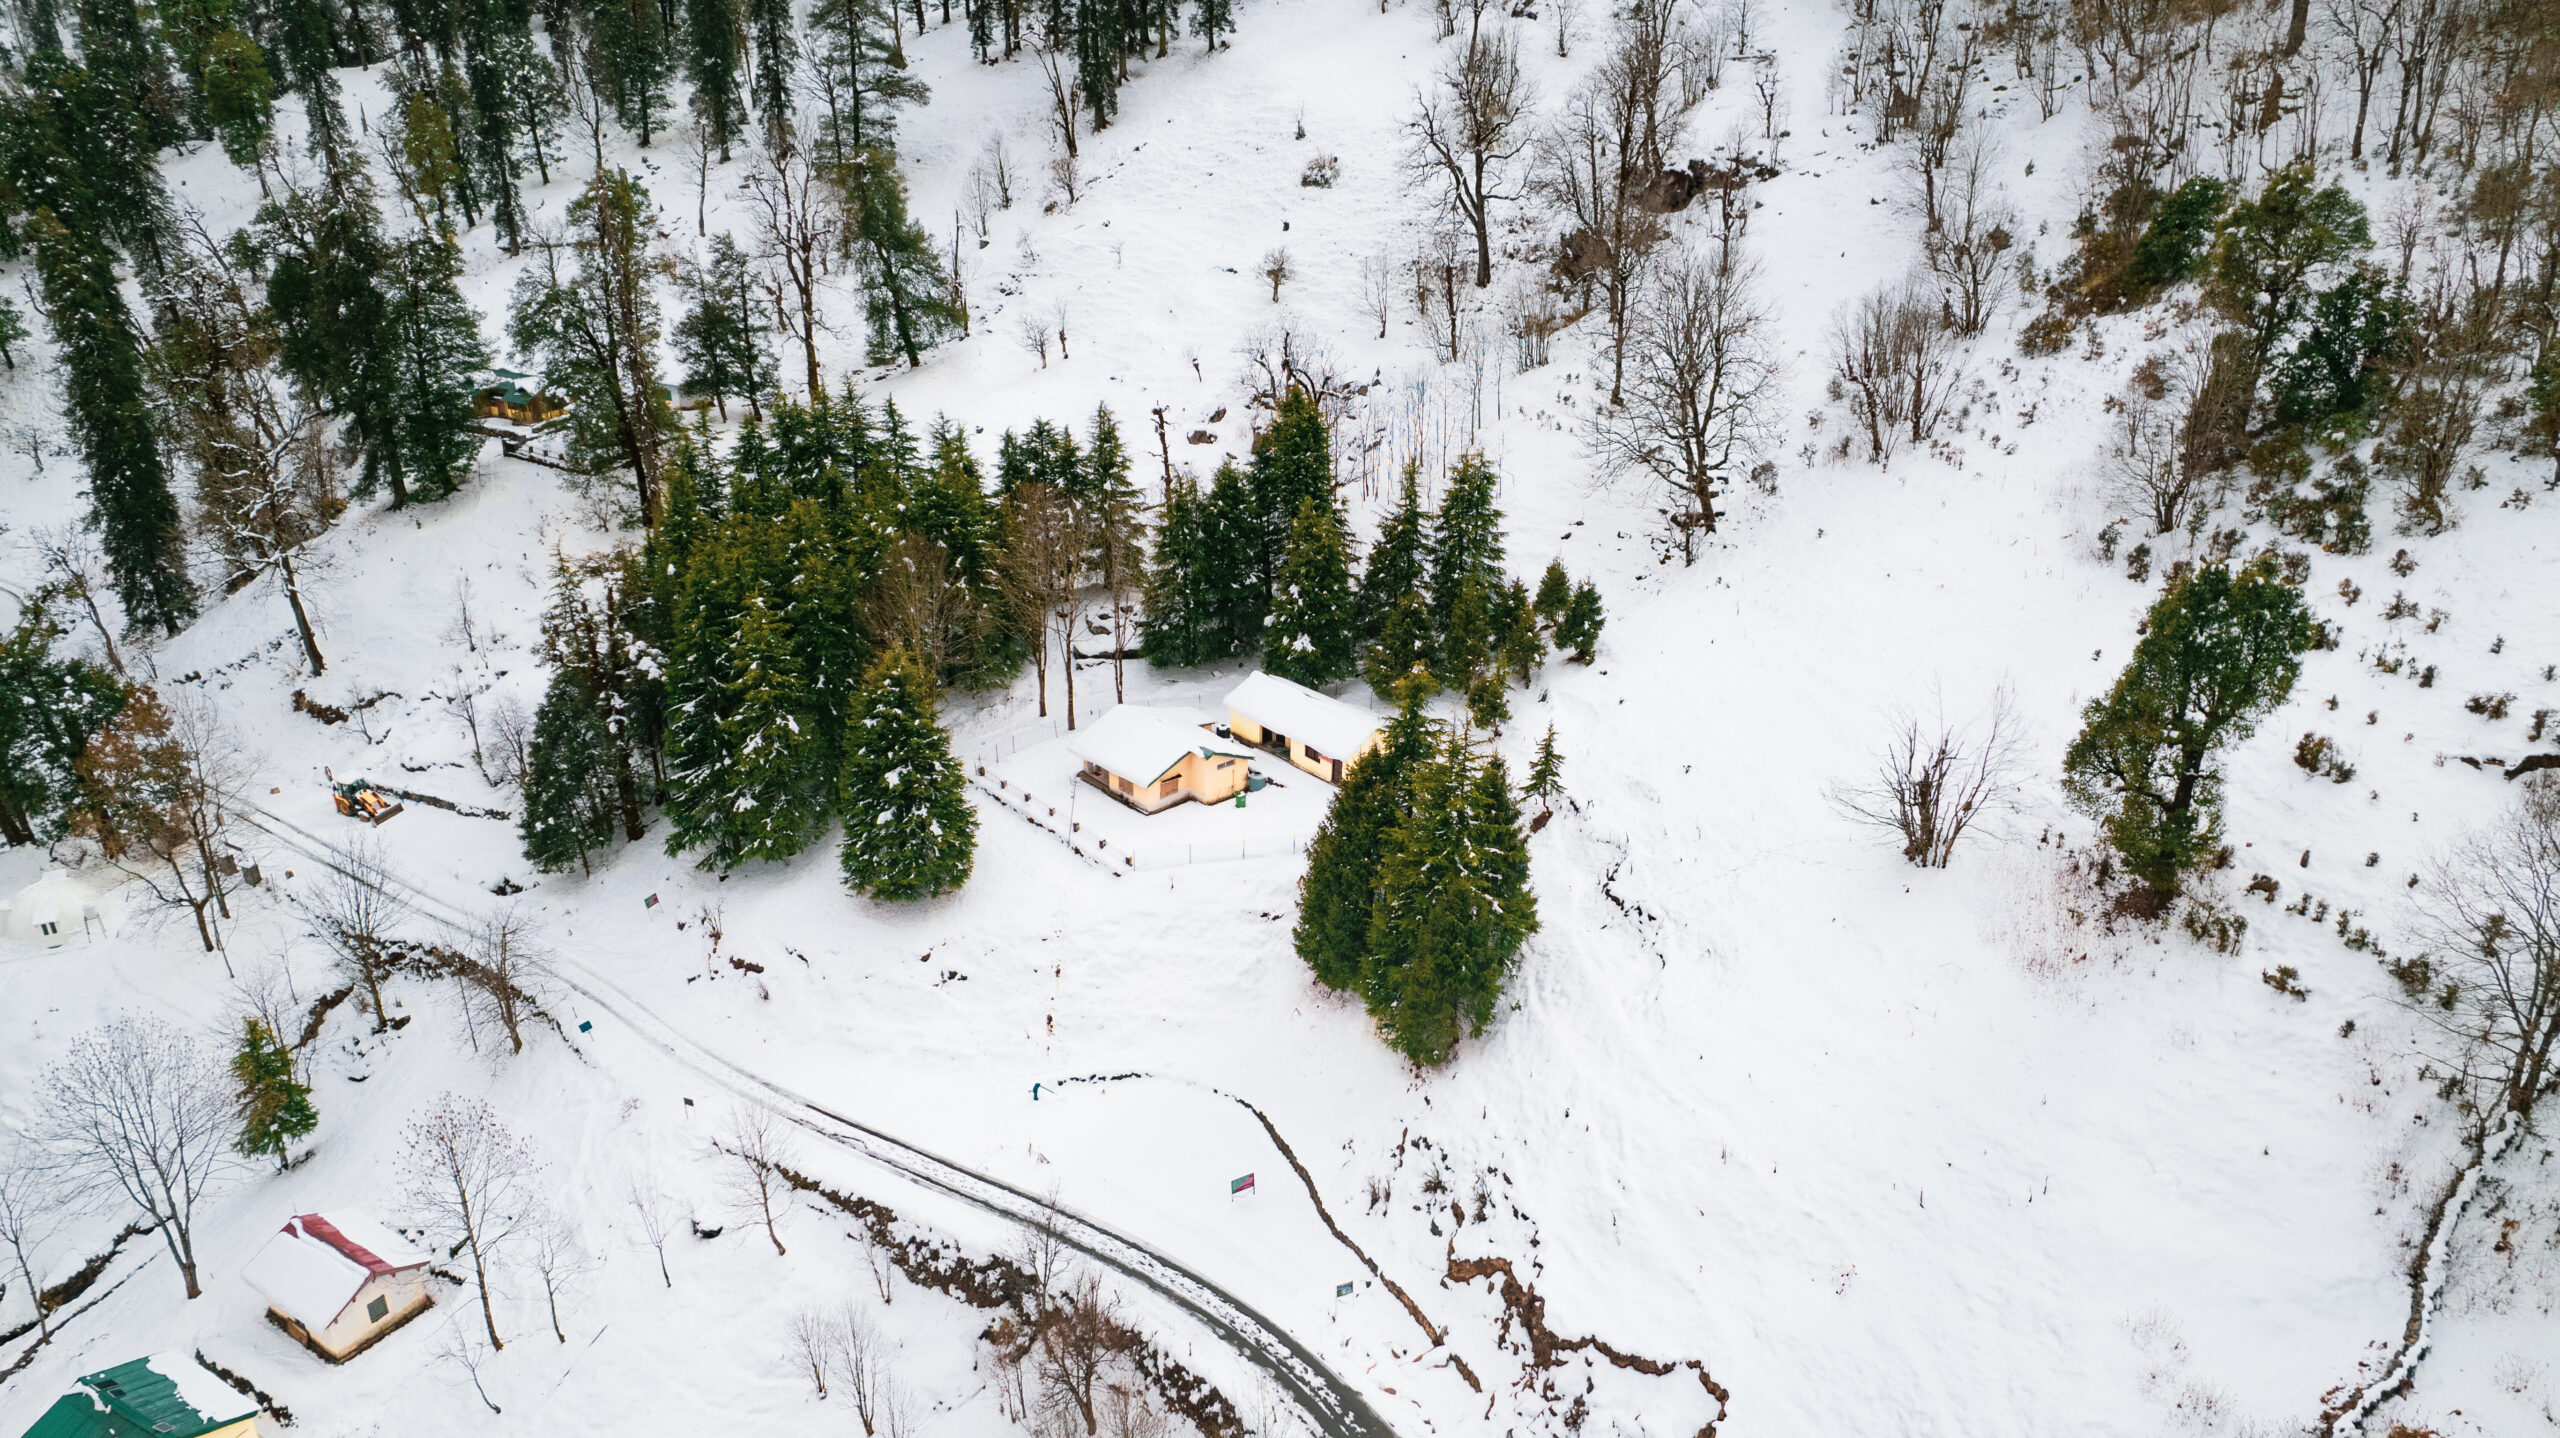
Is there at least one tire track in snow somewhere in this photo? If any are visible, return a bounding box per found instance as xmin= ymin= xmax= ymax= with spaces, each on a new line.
xmin=238 ymin=804 xmax=1399 ymax=1438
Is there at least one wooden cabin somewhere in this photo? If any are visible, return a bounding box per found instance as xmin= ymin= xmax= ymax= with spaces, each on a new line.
xmin=241 ymin=1212 xmax=435 ymax=1363
xmin=19 ymin=1355 xmax=264 ymax=1438
xmin=472 ymin=369 xmax=565 ymax=424
xmin=1224 ymin=672 xmax=1385 ymax=785
xmin=1069 ymin=707 xmax=1255 ymax=813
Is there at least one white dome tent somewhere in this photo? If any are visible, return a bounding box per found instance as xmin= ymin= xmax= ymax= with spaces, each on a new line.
xmin=0 ymin=867 xmax=110 ymax=948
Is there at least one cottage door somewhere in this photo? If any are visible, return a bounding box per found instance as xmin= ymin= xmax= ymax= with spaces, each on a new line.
xmin=1329 ymin=758 xmax=1342 ymax=782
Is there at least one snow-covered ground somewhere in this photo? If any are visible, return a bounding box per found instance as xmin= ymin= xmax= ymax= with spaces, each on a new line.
xmin=7 ymin=0 xmax=2560 ymax=1434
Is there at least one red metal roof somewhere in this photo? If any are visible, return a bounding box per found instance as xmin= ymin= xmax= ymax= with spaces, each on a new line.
xmin=288 ymin=1214 xmax=404 ymax=1275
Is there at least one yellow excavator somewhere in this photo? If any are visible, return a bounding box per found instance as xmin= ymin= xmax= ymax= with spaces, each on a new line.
xmin=326 ymin=767 xmax=404 ymax=824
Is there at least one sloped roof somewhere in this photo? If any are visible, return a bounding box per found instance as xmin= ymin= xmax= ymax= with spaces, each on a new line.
xmin=41 ymin=1355 xmax=258 ymax=1438
xmin=1224 ymin=672 xmax=1384 ymax=761
xmin=1068 ymin=707 xmax=1247 ymax=784
xmin=242 ymin=1212 xmax=427 ymax=1325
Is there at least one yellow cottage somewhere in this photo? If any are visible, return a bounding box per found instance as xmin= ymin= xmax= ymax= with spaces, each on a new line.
xmin=1224 ymin=672 xmax=1385 ymax=785
xmin=1069 ymin=706 xmax=1255 ymax=813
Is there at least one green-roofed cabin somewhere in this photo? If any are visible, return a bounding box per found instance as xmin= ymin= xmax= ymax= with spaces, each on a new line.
xmin=473 ymin=372 xmax=565 ymax=425
xmin=18 ymin=1356 xmax=264 ymax=1438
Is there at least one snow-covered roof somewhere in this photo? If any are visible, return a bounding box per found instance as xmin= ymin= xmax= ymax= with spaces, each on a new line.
xmin=1224 ymin=672 xmax=1385 ymax=762
xmin=1068 ymin=707 xmax=1246 ymax=784
xmin=241 ymin=1212 xmax=428 ymax=1324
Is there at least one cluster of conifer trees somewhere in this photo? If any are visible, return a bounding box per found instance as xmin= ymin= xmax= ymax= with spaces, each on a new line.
xmin=1145 ymin=394 xmax=1606 ymax=733
xmin=1294 ymin=695 xmax=1550 ymax=1067
xmin=518 ymin=387 xmax=989 ymax=899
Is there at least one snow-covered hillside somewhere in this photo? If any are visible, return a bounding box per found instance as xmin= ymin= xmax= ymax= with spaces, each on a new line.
xmin=5 ymin=0 xmax=2559 ymax=1435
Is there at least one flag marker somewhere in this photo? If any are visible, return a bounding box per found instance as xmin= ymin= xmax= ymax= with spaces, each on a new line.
xmin=1231 ymin=1173 xmax=1255 ymax=1196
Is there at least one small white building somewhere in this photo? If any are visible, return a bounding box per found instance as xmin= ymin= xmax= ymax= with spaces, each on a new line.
xmin=0 ymin=868 xmax=106 ymax=948
xmin=1224 ymin=673 xmax=1386 ymax=785
xmin=241 ymin=1212 xmax=435 ymax=1362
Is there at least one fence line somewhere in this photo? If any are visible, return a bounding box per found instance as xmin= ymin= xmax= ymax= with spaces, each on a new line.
xmin=967 ymin=770 xmax=1312 ymax=874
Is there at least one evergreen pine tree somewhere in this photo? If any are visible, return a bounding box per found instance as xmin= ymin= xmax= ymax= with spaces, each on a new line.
xmin=838 ymin=649 xmax=976 ymax=900
xmin=1073 ymin=0 xmax=1120 ymax=129
xmin=674 ymin=232 xmax=776 ymax=420
xmin=0 ymin=599 xmax=127 ymax=846
xmin=1531 ymin=559 xmax=1571 ymax=629
xmin=1428 ymin=454 xmax=1504 ymax=638
xmin=807 ymin=0 xmax=926 ymax=159
xmin=670 ymin=594 xmax=832 ymax=869
xmin=1140 ymin=471 xmax=1214 ymax=667
xmin=847 ymin=147 xmax=964 ymax=368
xmin=1364 ymin=590 xmax=1437 ymax=700
xmin=590 ymin=0 xmax=674 ymax=145
xmin=263 ymin=172 xmax=406 ymax=503
xmin=1293 ymin=693 xmax=1435 ymax=991
xmin=271 ymin=0 xmax=350 ymax=164
xmin=1263 ymin=496 xmax=1358 ymax=686
xmin=1495 ymin=578 xmax=1542 ymax=683
xmin=685 ymin=0 xmax=747 ymax=160
xmin=1436 ymin=577 xmax=1492 ymax=693
xmin=1556 ymin=579 xmax=1604 ymax=663
xmin=1189 ymin=0 xmax=1229 ymax=52
xmin=0 ymin=298 xmax=24 ymax=370
xmin=32 ymin=214 xmax=193 ymax=636
xmin=1522 ymin=724 xmax=1563 ymax=817
xmin=520 ymin=667 xmax=622 ymax=872
xmin=1201 ymin=459 xmax=1265 ymax=656
xmin=200 ymin=31 xmax=276 ymax=171
xmin=1357 ymin=461 xmax=1429 ymax=646
xmin=1465 ymin=671 xmax=1509 ymax=732
xmin=461 ymin=0 xmax=531 ymax=249
xmin=384 ymin=231 xmax=491 ymax=502
xmin=2061 ymin=558 xmax=2317 ymax=895
xmin=1248 ymin=386 xmax=1331 ymax=581
xmin=1362 ymin=737 xmax=1536 ymax=1066
xmin=231 ymin=1017 xmax=319 ymax=1167
xmin=744 ymin=0 xmax=798 ymax=151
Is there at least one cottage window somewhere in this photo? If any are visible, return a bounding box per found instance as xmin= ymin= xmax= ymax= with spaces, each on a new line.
xmin=38 ymin=921 xmax=57 ymax=936
xmin=1116 ymin=776 xmax=1132 ymax=794
xmin=1158 ymin=777 xmax=1179 ymax=798
xmin=367 ymin=1294 xmax=390 ymax=1322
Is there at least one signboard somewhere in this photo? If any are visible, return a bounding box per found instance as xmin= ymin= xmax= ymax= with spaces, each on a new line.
xmin=1230 ymin=1173 xmax=1255 ymax=1195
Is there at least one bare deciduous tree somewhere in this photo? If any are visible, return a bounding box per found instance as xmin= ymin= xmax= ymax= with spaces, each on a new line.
xmin=1358 ymin=253 xmax=1396 ymax=339
xmin=0 ymin=1142 xmax=63 ymax=1340
xmin=1038 ymin=1272 xmax=1137 ymax=1436
xmin=1260 ymin=246 xmax=1291 ymax=302
xmin=790 ymin=1303 xmax=834 ymax=1396
xmin=839 ymin=1305 xmax=881 ymax=1433
xmin=1922 ymin=127 xmax=2014 ymax=335
xmin=27 ymin=526 xmax=124 ymax=675
xmin=2406 ymin=773 xmax=2560 ymax=1127
xmin=2104 ymin=340 xmax=2236 ymax=537
xmin=1589 ymin=240 xmax=1777 ymax=562
xmin=401 ymin=1093 xmax=542 ymax=1349
xmin=38 ymin=1017 xmax=233 ymax=1299
xmin=454 ymin=904 xmax=550 ymax=1056
xmin=999 ymin=482 xmax=1089 ymax=725
xmin=1407 ymin=22 xmax=1536 ymax=288
xmin=628 ymin=1178 xmax=677 ymax=1287
xmin=741 ymin=145 xmax=841 ymax=398
xmin=1829 ymin=277 xmax=1961 ymax=465
xmin=718 ymin=1108 xmax=797 ymax=1256
xmin=1832 ymin=688 xmax=2023 ymax=868
xmin=525 ymin=1208 xmax=600 ymax=1343
xmin=1538 ymin=80 xmax=1669 ymax=406
xmin=302 ymin=835 xmax=408 ymax=1030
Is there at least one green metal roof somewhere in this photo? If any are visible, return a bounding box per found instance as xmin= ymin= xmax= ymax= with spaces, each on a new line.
xmin=57 ymin=1357 xmax=253 ymax=1437
xmin=19 ymin=1394 xmax=124 ymax=1438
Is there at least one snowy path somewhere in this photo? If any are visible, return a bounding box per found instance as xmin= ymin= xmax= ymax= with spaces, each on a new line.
xmin=236 ymin=804 xmax=1402 ymax=1438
